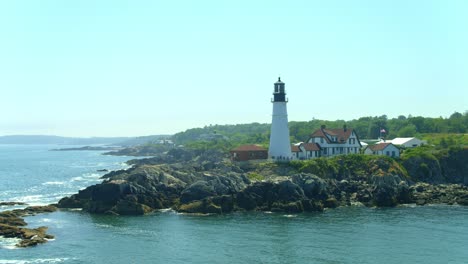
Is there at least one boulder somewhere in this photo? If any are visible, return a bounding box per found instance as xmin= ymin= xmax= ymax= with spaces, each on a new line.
xmin=111 ymin=199 xmax=153 ymax=215
xmin=180 ymin=181 xmax=216 ymax=203
xmin=323 ymin=197 xmax=339 ymax=208
xmin=301 ymin=199 xmax=324 ymax=212
xmin=275 ymin=180 xmax=305 ymax=202
xmin=178 ymin=198 xmax=222 ymax=214
xmin=291 ymin=174 xmax=329 ymax=200
xmin=271 ymin=201 xmax=303 ymax=213
xmin=0 ymin=216 xmax=26 ymax=226
xmin=236 ymin=182 xmax=275 ymax=211
xmin=370 ymin=174 xmax=408 ymax=207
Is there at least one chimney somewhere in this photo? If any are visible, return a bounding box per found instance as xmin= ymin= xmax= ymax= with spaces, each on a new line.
xmin=343 ymin=124 xmax=347 ymax=132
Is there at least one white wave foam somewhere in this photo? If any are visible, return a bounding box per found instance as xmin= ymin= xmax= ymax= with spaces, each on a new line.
xmin=399 ymin=203 xmax=417 ymax=208
xmin=158 ymin=208 xmax=175 ymax=213
xmin=42 ymin=181 xmax=66 ymax=185
xmin=350 ymin=202 xmax=365 ymax=207
xmin=71 ymin=173 xmax=100 ymax=182
xmin=83 ymin=173 xmax=100 ymax=178
xmin=67 ymin=208 xmax=82 ymax=211
xmin=283 ymin=214 xmax=297 ymax=218
xmin=71 ymin=176 xmax=84 ymax=181
xmin=13 ymin=195 xmax=43 ymax=204
xmin=0 ymin=237 xmax=21 ymax=250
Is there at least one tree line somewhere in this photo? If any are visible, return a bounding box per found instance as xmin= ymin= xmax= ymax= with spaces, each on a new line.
xmin=172 ymin=112 xmax=467 ymax=149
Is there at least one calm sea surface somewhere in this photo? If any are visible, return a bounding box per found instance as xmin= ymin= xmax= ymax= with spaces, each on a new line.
xmin=1 ymin=145 xmax=467 ymax=264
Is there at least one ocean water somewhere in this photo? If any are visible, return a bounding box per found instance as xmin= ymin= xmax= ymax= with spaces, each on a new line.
xmin=1 ymin=145 xmax=468 ymax=264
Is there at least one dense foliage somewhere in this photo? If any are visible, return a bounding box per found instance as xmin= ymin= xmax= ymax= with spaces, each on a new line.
xmin=289 ymin=154 xmax=408 ymax=180
xmin=172 ymin=112 xmax=467 ymax=150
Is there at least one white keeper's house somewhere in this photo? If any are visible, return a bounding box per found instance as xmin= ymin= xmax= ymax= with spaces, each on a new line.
xmin=292 ymin=125 xmax=362 ymax=159
xmin=364 ymin=142 xmax=400 ymax=158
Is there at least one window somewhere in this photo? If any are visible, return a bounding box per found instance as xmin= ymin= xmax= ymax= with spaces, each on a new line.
xmin=392 ymin=151 xmax=396 ymax=157
xmin=386 ymin=151 xmax=390 ymax=156
xmin=320 ymin=138 xmax=324 ymax=143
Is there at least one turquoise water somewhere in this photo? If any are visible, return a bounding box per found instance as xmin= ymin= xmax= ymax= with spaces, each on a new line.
xmin=1 ymin=145 xmax=468 ymax=264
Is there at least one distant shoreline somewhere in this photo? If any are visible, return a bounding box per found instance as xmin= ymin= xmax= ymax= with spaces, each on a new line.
xmin=50 ymin=146 xmax=122 ymax=151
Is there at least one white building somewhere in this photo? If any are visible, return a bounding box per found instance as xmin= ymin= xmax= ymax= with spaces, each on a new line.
xmin=364 ymin=143 xmax=400 ymax=158
xmin=268 ymin=77 xmax=293 ymax=161
xmin=306 ymin=125 xmax=362 ymax=157
xmin=291 ymin=142 xmax=321 ymax=160
xmin=388 ymin=137 xmax=426 ymax=148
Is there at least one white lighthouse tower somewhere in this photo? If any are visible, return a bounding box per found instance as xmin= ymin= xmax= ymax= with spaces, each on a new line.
xmin=269 ymin=77 xmax=292 ymax=161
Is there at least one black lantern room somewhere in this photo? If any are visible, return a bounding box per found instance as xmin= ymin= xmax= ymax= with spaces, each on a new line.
xmin=273 ymin=77 xmax=286 ymax=102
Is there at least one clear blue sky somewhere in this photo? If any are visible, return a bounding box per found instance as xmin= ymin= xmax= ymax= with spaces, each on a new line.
xmin=1 ymin=1 xmax=467 ymax=137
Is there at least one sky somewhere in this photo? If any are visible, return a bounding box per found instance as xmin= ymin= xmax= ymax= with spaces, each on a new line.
xmin=0 ymin=0 xmax=467 ymax=137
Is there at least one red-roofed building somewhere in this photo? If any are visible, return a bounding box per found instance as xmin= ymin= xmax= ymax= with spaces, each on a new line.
xmin=291 ymin=143 xmax=322 ymax=160
xmin=230 ymin=145 xmax=268 ymax=161
xmin=364 ymin=142 xmax=400 ymax=158
xmin=306 ymin=125 xmax=362 ymax=157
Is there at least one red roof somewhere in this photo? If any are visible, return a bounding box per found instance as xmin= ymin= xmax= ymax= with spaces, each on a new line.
xmin=368 ymin=143 xmax=393 ymax=151
xmin=303 ymin=143 xmax=321 ymax=151
xmin=231 ymin=145 xmax=267 ymax=152
xmin=291 ymin=145 xmax=301 ymax=152
xmin=309 ymin=127 xmax=356 ymax=144
xmin=310 ymin=129 xmax=332 ymax=143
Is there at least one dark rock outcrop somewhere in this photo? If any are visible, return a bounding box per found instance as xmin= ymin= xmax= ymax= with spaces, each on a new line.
xmin=57 ymin=151 xmax=468 ymax=215
xmin=409 ymin=182 xmax=468 ymax=205
xmin=0 ymin=205 xmax=57 ymax=247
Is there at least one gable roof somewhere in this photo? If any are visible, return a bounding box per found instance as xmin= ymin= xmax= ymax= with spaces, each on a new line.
xmin=368 ymin=143 xmax=394 ymax=151
xmin=310 ymin=129 xmax=332 ymax=143
xmin=303 ymin=143 xmax=321 ymax=151
xmin=231 ymin=145 xmax=267 ymax=152
xmin=309 ymin=127 xmax=359 ymax=145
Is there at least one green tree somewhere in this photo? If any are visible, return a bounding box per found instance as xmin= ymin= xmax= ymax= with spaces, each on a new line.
xmin=398 ymin=124 xmax=417 ymax=137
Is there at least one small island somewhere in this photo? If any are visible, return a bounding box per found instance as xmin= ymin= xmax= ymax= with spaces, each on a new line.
xmin=0 ymin=204 xmax=57 ymax=247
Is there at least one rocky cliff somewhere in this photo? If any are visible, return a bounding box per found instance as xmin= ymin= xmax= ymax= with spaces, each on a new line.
xmin=57 ymin=149 xmax=468 ymax=215
xmin=401 ymin=147 xmax=468 ymax=184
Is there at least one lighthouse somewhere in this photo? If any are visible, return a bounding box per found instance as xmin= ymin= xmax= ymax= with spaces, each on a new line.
xmin=269 ymin=77 xmax=292 ymax=161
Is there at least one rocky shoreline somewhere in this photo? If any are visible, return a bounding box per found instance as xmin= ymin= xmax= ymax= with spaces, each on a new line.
xmin=57 ymin=149 xmax=468 ymax=215
xmin=2 ymin=148 xmax=467 ymax=248
xmin=0 ymin=204 xmax=57 ymax=247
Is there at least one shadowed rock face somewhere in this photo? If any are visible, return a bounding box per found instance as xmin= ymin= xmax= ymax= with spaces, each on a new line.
xmin=57 ymin=150 xmax=468 ymax=215
xmin=402 ymin=148 xmax=468 ymax=184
